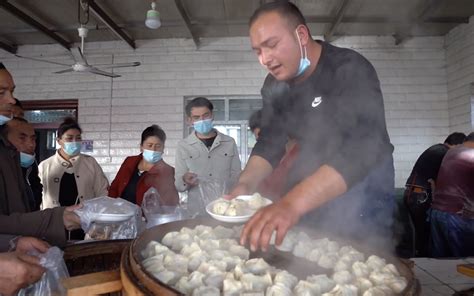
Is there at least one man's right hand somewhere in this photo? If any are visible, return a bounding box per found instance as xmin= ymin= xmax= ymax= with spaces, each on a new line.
xmin=183 ymin=172 xmax=199 ymax=187
xmin=224 ymin=182 xmax=251 ymax=200
xmin=0 ymin=252 xmax=45 ymax=296
xmin=63 ymin=205 xmax=82 ymax=231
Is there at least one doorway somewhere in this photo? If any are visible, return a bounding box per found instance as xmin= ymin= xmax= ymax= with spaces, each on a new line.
xmin=21 ymin=99 xmax=78 ymax=163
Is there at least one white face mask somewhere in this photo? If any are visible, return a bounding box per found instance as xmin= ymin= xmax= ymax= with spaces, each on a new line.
xmin=295 ymin=29 xmax=310 ymax=77
xmin=0 ymin=114 xmax=12 ymax=126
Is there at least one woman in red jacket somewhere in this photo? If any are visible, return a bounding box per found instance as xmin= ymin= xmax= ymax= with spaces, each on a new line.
xmin=109 ymin=125 xmax=179 ymax=206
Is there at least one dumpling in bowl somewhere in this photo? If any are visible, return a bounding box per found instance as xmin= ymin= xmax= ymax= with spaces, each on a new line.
xmin=247 ymin=193 xmax=268 ymax=210
xmin=212 ymin=199 xmax=230 ymax=215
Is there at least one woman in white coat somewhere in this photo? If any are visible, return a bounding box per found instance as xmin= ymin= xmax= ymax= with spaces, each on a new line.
xmin=39 ymin=118 xmax=109 ymax=210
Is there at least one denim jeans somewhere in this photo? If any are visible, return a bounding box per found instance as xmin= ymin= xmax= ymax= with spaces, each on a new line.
xmin=429 ymin=209 xmax=474 ymax=257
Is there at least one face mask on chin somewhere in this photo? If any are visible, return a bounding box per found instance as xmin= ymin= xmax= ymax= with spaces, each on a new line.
xmin=295 ymin=29 xmax=311 ymax=77
xmin=0 ymin=114 xmax=12 ymax=126
xmin=193 ymin=118 xmax=214 ymax=135
xmin=20 ymin=152 xmax=36 ymax=168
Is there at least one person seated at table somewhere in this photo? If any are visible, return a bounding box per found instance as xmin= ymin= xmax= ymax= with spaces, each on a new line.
xmin=109 ymin=124 xmax=179 ymax=206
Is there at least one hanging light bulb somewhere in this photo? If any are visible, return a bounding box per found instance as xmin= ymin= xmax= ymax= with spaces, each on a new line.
xmin=145 ymin=1 xmax=161 ymax=29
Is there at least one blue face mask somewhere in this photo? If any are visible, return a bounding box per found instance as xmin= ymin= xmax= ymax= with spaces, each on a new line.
xmin=194 ymin=119 xmax=213 ymax=135
xmin=62 ymin=141 xmax=81 ymax=156
xmin=295 ymin=29 xmax=310 ymax=77
xmin=20 ymin=152 xmax=36 ymax=168
xmin=0 ymin=114 xmax=12 ymax=126
xmin=143 ymin=149 xmax=162 ymax=164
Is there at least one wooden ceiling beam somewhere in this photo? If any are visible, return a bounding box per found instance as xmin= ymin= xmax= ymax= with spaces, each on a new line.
xmin=0 ymin=0 xmax=70 ymax=50
xmin=0 ymin=39 xmax=17 ymax=54
xmin=175 ymin=0 xmax=200 ymax=48
xmin=324 ymin=0 xmax=351 ymax=42
xmin=86 ymin=0 xmax=136 ymax=49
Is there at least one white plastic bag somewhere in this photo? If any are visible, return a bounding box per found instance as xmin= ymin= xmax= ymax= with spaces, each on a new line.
xmin=18 ymin=247 xmax=69 ymax=295
xmin=74 ymin=196 xmax=141 ymax=240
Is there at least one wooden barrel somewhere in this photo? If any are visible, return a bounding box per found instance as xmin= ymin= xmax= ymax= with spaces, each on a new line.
xmin=63 ymin=239 xmax=131 ymax=277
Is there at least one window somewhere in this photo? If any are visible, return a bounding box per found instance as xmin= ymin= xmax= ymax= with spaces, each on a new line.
xmin=21 ymin=99 xmax=78 ymax=162
xmin=184 ymin=96 xmax=262 ymax=166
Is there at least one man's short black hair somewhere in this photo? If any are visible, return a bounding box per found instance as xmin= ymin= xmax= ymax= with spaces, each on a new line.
xmin=249 ymin=109 xmax=262 ymax=132
xmin=1 ymin=117 xmax=29 ymax=136
xmin=465 ymin=132 xmax=474 ymax=142
xmin=185 ymin=97 xmax=214 ymax=117
xmin=249 ymin=1 xmax=307 ymax=30
xmin=141 ymin=124 xmax=166 ymax=145
xmin=444 ymin=132 xmax=466 ymax=145
xmin=0 ymin=62 xmax=5 ymax=70
xmin=57 ymin=117 xmax=82 ymax=139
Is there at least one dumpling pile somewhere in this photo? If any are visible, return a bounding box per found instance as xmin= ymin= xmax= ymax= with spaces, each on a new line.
xmin=211 ymin=193 xmax=270 ymax=217
xmin=141 ymin=225 xmax=408 ymax=296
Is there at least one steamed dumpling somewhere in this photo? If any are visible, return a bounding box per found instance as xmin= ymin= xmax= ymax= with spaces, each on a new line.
xmin=274 ymin=270 xmax=298 ymax=290
xmin=332 ymin=270 xmax=355 ymax=285
xmin=223 ymin=278 xmax=243 ymax=296
xmin=306 ymin=274 xmax=336 ymax=293
xmin=294 ymin=280 xmax=321 ymax=296
xmin=352 ymin=262 xmax=371 ymax=278
xmin=266 ymin=283 xmax=293 ymax=296
xmin=247 ymin=193 xmax=267 ymax=210
xmin=240 ymin=272 xmax=273 ymax=291
xmin=192 ymin=286 xmax=220 ymax=296
xmin=212 ymin=199 xmax=230 ymax=215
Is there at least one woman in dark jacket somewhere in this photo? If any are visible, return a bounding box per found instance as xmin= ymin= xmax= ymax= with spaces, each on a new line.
xmin=109 ymin=125 xmax=179 ymax=206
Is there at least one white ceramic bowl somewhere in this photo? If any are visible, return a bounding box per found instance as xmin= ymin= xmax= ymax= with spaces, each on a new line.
xmin=205 ymin=195 xmax=272 ymax=223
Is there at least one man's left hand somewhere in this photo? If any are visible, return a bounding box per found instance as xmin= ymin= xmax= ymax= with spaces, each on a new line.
xmin=240 ymin=199 xmax=301 ymax=252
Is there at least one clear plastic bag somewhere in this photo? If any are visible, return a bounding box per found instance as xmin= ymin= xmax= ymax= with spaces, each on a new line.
xmin=186 ymin=178 xmax=227 ymax=218
xmin=74 ymin=196 xmax=141 ymax=240
xmin=18 ymin=247 xmax=69 ymax=296
xmin=142 ymin=187 xmax=185 ymax=228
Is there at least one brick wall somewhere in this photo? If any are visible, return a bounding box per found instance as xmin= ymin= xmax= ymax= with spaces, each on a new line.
xmin=1 ymin=30 xmax=470 ymax=187
xmin=445 ymin=15 xmax=474 ymax=133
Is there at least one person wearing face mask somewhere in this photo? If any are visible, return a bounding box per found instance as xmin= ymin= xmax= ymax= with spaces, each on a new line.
xmin=109 ymin=125 xmax=178 ymax=206
xmin=0 ymin=63 xmax=81 ymax=250
xmin=38 ymin=117 xmax=109 ymax=212
xmin=4 ymin=117 xmax=43 ymax=210
xmin=228 ymin=2 xmax=395 ymax=252
xmin=175 ymin=97 xmax=241 ymax=216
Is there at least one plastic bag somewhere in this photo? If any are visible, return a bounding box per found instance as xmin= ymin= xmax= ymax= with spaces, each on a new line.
xmin=18 ymin=247 xmax=69 ymax=296
xmin=74 ymin=196 xmax=141 ymax=240
xmin=186 ymin=178 xmax=227 ymax=218
xmin=142 ymin=187 xmax=185 ymax=228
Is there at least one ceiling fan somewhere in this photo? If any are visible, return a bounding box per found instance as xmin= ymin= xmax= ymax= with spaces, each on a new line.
xmin=16 ymin=25 xmax=140 ymax=78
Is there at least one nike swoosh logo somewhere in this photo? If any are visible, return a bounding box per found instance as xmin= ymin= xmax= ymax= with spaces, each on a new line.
xmin=312 ymin=96 xmax=322 ymax=108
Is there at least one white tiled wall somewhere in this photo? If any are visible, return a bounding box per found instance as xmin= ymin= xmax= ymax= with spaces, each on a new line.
xmin=1 ymin=20 xmax=473 ymax=187
xmin=445 ymin=15 xmax=474 ymax=133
